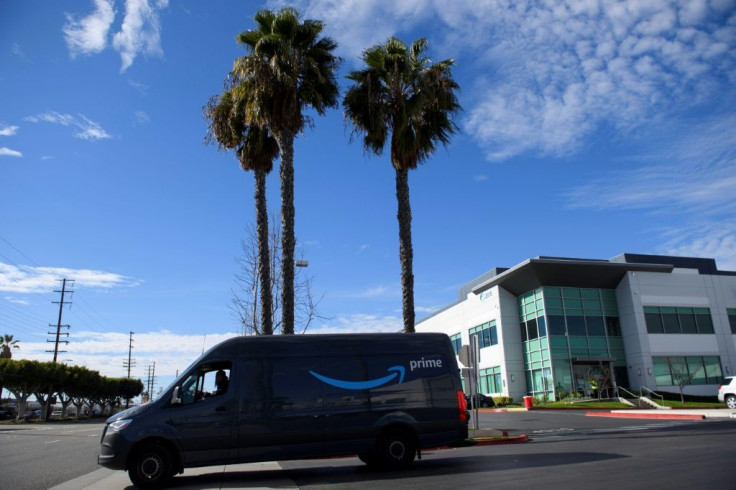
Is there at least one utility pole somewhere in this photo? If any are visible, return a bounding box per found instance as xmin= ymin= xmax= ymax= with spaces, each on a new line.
xmin=45 ymin=278 xmax=74 ymax=421
xmin=145 ymin=362 xmax=156 ymax=402
xmin=47 ymin=278 xmax=73 ymax=361
xmin=123 ymin=332 xmax=135 ymax=408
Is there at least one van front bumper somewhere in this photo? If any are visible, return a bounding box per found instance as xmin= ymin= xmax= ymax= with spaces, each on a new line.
xmin=98 ymin=426 xmax=131 ymax=470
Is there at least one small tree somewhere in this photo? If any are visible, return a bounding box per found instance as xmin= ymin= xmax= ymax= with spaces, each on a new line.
xmin=232 ymin=216 xmax=326 ymax=335
xmin=665 ymin=357 xmax=700 ymax=403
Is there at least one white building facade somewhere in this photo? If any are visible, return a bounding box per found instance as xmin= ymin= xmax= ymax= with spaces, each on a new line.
xmin=416 ymin=254 xmax=736 ymax=402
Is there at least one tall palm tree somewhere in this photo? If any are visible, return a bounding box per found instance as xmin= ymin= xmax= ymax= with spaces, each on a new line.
xmin=343 ymin=37 xmax=461 ymax=333
xmin=205 ymin=90 xmax=279 ymax=335
xmin=0 ymin=334 xmax=19 ymax=359
xmin=232 ymin=7 xmax=340 ymax=334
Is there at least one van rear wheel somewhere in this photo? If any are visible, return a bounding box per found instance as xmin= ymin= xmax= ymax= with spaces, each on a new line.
xmin=376 ymin=430 xmax=416 ymax=469
xmin=128 ymin=443 xmax=173 ymax=489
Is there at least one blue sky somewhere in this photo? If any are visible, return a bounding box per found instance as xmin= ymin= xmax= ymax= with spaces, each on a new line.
xmin=2 ymin=0 xmax=735 ymax=394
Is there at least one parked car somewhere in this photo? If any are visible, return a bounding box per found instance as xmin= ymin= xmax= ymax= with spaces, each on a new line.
xmin=50 ymin=410 xmax=63 ymax=419
xmin=23 ymin=409 xmax=42 ymax=420
xmin=0 ymin=410 xmax=14 ymax=420
xmin=718 ymin=376 xmax=736 ymax=409
xmin=466 ymin=393 xmax=495 ymax=408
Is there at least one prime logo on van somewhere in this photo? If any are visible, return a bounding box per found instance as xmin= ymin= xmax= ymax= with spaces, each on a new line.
xmin=309 ymin=357 xmax=444 ymax=391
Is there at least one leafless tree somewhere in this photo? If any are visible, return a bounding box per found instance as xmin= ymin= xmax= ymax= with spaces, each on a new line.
xmin=665 ymin=357 xmax=700 ymax=403
xmin=231 ymin=216 xmax=326 ymax=335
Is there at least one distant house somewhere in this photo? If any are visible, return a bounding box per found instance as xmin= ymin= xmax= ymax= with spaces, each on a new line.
xmin=416 ymin=253 xmax=736 ymax=401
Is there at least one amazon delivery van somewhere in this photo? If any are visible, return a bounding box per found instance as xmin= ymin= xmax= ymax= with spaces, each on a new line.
xmin=98 ymin=333 xmax=469 ymax=489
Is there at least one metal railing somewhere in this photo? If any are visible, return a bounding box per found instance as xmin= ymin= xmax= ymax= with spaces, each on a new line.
xmin=640 ymin=386 xmax=665 ymax=406
xmin=616 ymin=386 xmax=638 ymax=400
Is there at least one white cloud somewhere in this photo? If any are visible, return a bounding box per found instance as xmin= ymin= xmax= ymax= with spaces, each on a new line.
xmin=0 ymin=147 xmax=22 ymax=157
xmin=112 ymin=0 xmax=170 ymax=73
xmin=308 ymin=313 xmax=403 ymax=334
xmin=298 ymin=0 xmax=735 ymax=161
xmin=564 ymin=112 xmax=736 ymax=271
xmin=63 ymin=0 xmax=168 ymax=73
xmin=0 ymin=125 xmax=19 ymax=136
xmin=0 ymin=262 xmax=141 ymax=294
xmin=3 ymin=296 xmax=30 ymax=306
xmin=63 ymin=0 xmax=116 ymax=57
xmin=658 ymin=222 xmax=736 ymax=271
xmin=15 ymin=319 xmax=401 ymax=380
xmin=25 ymin=112 xmax=111 ymax=141
xmin=133 ymin=110 xmax=150 ymax=126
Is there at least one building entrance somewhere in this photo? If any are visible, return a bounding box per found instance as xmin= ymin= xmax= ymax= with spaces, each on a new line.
xmin=572 ymin=361 xmax=614 ymax=398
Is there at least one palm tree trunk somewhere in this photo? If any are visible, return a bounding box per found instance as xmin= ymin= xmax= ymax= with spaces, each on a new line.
xmin=277 ymin=132 xmax=296 ymax=335
xmin=254 ymin=169 xmax=273 ymax=335
xmin=395 ymin=167 xmax=415 ymax=333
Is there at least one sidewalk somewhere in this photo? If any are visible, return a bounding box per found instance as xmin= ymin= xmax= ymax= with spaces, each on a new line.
xmin=587 ymin=408 xmax=736 ymax=420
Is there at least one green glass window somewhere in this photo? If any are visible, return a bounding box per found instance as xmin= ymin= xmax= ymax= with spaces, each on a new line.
xmin=450 ymin=333 xmax=462 ymax=354
xmin=470 ymin=321 xmax=498 ymax=349
xmin=567 ymin=315 xmax=586 ymax=336
xmin=728 ymin=309 xmax=736 ymax=334
xmin=548 ymin=315 xmax=566 ymax=335
xmin=694 ymin=308 xmax=714 ymax=333
xmin=653 ymin=356 xmax=723 ymax=386
xmin=585 ymin=316 xmax=606 ymax=336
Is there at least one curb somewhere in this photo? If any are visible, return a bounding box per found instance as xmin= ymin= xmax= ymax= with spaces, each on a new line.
xmin=586 ymin=411 xmax=705 ymax=420
xmin=470 ymin=434 xmax=530 ymax=445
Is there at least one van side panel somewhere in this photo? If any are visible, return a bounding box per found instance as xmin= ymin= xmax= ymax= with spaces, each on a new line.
xmin=317 ymin=336 xmax=465 ymax=454
xmin=236 ymin=350 xmax=324 ymax=461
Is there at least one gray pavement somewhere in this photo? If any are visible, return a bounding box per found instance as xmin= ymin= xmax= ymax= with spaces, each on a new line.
xmin=50 ymin=461 xmax=297 ymax=490
xmin=50 ymin=408 xmax=736 ymax=489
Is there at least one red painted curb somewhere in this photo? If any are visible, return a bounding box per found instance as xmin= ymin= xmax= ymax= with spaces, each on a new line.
xmin=473 ymin=434 xmax=529 ymax=445
xmin=586 ymin=412 xmax=704 ymax=420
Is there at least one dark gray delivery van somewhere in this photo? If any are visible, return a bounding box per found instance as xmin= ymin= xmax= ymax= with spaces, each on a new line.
xmin=98 ymin=333 xmax=469 ymax=488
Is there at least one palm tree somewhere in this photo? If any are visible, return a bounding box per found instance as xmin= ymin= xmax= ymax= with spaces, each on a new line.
xmin=232 ymin=7 xmax=340 ymax=334
xmin=205 ymin=90 xmax=279 ymax=335
xmin=343 ymin=37 xmax=461 ymax=333
xmin=0 ymin=334 xmax=19 ymax=359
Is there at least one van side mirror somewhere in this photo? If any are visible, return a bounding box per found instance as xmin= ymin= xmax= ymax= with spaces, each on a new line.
xmin=171 ymin=386 xmax=182 ymax=405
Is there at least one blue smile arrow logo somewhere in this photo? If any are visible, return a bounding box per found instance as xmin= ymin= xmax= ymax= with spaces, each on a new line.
xmin=309 ymin=366 xmax=405 ymax=390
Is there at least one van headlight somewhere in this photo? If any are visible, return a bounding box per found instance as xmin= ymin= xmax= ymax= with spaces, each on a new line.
xmin=108 ymin=418 xmax=133 ymax=432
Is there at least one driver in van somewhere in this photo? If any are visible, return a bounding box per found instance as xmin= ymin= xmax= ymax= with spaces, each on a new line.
xmin=214 ymin=369 xmax=229 ymax=395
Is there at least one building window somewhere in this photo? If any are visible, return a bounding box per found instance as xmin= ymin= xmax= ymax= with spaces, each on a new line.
xmin=450 ymin=333 xmax=462 ymax=354
xmin=479 ymin=366 xmax=502 ymax=393
xmin=470 ymin=321 xmax=497 ymax=349
xmin=652 ymin=356 xmax=723 ymax=385
xmin=728 ymin=309 xmax=736 ymax=334
xmin=644 ymin=307 xmax=715 ymax=334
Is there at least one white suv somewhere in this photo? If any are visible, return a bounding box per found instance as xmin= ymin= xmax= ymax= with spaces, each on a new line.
xmin=718 ymin=376 xmax=736 ymax=409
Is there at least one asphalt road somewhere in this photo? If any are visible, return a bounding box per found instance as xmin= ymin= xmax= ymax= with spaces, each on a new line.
xmin=0 ymin=420 xmax=104 ymax=490
xmin=2 ymin=412 xmax=735 ymax=489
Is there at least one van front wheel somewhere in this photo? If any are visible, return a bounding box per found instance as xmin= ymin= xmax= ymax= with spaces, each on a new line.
xmin=377 ymin=430 xmax=416 ymax=469
xmin=128 ymin=443 xmax=173 ymax=489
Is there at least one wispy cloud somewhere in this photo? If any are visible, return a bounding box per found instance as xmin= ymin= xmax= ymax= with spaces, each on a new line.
xmin=112 ymin=0 xmax=169 ymax=73
xmin=63 ymin=0 xmax=116 ymax=57
xmin=0 ymin=125 xmax=19 ymax=136
xmin=299 ymin=0 xmax=735 ymax=161
xmin=0 ymin=147 xmax=22 ymax=158
xmin=133 ymin=110 xmax=150 ymax=126
xmin=564 ymin=112 xmax=736 ymax=270
xmin=25 ymin=112 xmax=111 ymax=140
xmin=0 ymin=262 xmax=141 ymax=294
xmin=63 ymin=0 xmax=169 ymax=73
